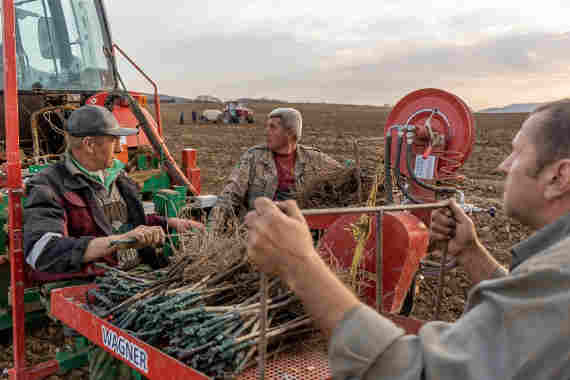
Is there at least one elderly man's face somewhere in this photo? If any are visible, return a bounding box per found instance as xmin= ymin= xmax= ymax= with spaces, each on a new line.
xmin=265 ymin=117 xmax=291 ymax=152
xmin=89 ymin=135 xmax=122 ymax=170
xmin=497 ymin=112 xmax=549 ymax=227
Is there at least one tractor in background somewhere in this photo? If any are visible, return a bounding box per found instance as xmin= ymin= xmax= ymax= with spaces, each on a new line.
xmin=222 ymin=101 xmax=254 ymax=124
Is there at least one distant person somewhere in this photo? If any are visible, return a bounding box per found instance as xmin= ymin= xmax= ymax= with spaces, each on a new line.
xmin=245 ymin=101 xmax=570 ymax=379
xmin=210 ymin=107 xmax=342 ymax=226
xmin=192 ymin=110 xmax=197 ymax=123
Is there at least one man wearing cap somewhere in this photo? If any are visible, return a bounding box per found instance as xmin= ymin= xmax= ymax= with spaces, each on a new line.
xmin=23 ymin=105 xmax=201 ymax=379
xmin=23 ymin=104 xmax=199 ymax=273
xmin=211 ymin=107 xmax=342 ymax=226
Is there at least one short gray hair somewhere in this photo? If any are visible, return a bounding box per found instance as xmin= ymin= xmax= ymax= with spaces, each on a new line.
xmin=65 ymin=133 xmax=84 ymax=150
xmin=65 ymin=133 xmax=105 ymax=151
xmin=268 ymin=108 xmax=302 ymax=142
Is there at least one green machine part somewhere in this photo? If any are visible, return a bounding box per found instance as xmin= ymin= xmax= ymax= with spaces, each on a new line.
xmin=141 ymin=172 xmax=170 ymax=195
xmin=0 ymin=260 xmax=46 ymax=331
xmin=152 ymin=186 xmax=187 ymax=257
xmin=137 ymin=151 xmax=172 ymax=196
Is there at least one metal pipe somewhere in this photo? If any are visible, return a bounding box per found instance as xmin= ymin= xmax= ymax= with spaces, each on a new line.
xmin=434 ymin=243 xmax=449 ymax=320
xmin=113 ymin=69 xmax=199 ymax=195
xmin=4 ymin=0 xmax=27 ymax=377
xmin=112 ymin=43 xmax=163 ymax=136
xmin=384 ymin=132 xmax=393 ymax=203
xmin=375 ymin=211 xmax=383 ymax=313
xmin=301 ymin=200 xmax=450 ymax=216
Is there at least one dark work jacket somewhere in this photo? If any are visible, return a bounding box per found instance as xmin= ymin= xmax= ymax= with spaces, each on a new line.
xmin=23 ymin=160 xmax=168 ymax=274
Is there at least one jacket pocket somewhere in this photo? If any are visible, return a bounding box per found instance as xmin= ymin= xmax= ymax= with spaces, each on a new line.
xmin=62 ymin=192 xmax=97 ymax=237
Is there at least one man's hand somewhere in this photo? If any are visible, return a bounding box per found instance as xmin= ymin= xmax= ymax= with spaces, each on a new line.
xmin=84 ymin=226 xmax=165 ymax=264
xmin=430 ymin=200 xmax=480 ymax=260
xmin=246 ymin=197 xmax=360 ymax=336
xmin=119 ymin=225 xmax=165 ymax=249
xmin=245 ymin=198 xmax=315 ymax=276
xmin=168 ymin=217 xmax=205 ymax=233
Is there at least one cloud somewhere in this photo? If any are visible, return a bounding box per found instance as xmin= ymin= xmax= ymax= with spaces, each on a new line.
xmin=204 ymin=32 xmax=570 ymax=108
xmin=104 ymin=0 xmax=570 ymax=109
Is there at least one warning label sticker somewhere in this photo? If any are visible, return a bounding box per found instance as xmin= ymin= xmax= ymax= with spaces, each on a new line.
xmin=414 ymin=155 xmax=436 ymax=180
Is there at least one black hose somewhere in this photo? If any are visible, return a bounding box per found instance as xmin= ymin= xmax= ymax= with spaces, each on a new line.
xmin=384 ymin=133 xmax=393 ymax=204
xmin=394 ymin=133 xmax=420 ymax=204
xmin=405 ymin=142 xmax=457 ymax=195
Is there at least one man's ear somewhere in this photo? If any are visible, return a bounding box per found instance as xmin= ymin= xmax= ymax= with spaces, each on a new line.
xmin=544 ymin=159 xmax=570 ymax=200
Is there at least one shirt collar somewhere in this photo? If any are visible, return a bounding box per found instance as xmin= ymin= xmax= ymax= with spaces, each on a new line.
xmin=510 ymin=212 xmax=570 ymax=270
xmin=65 ymin=151 xmax=124 ymax=191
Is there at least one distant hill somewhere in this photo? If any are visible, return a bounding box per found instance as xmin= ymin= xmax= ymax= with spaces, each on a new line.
xmin=479 ymin=103 xmax=540 ymax=113
xmin=195 ymin=95 xmax=222 ymax=103
xmin=236 ymin=97 xmax=288 ymax=104
xmin=145 ymin=93 xmax=193 ymax=104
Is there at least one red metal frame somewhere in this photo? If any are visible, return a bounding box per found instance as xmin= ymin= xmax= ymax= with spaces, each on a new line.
xmin=316 ymin=211 xmax=429 ymax=313
xmin=4 ymin=1 xmax=60 ymax=378
xmin=51 ymin=285 xmax=328 ymax=379
xmin=112 ymin=43 xmax=163 ymax=136
xmin=51 ymin=284 xmax=424 ymax=379
xmin=51 ymin=285 xmax=211 ymax=379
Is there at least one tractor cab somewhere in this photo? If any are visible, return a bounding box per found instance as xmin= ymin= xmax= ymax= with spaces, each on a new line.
xmin=0 ymin=0 xmax=118 ymax=162
xmin=1 ymin=0 xmax=114 ymax=92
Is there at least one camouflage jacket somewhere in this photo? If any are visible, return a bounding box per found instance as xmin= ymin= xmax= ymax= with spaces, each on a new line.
xmin=214 ymin=144 xmax=342 ymax=218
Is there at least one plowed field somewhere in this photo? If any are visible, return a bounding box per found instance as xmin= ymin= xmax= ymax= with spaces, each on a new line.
xmin=1 ymin=101 xmax=532 ymax=378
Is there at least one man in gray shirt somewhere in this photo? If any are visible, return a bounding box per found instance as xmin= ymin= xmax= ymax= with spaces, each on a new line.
xmin=244 ymin=100 xmax=570 ymax=379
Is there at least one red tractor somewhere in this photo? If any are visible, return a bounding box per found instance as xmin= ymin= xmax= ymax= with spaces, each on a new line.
xmin=222 ymin=101 xmax=254 ymax=124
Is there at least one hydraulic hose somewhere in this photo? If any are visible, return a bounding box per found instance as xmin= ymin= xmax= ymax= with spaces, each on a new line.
xmin=394 ymin=131 xmax=420 ymax=204
xmin=405 ymin=136 xmax=457 ymax=196
xmin=384 ymin=132 xmax=393 ymax=204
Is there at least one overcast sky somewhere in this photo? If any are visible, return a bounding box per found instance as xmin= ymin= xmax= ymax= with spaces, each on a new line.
xmin=105 ymin=1 xmax=570 ymax=110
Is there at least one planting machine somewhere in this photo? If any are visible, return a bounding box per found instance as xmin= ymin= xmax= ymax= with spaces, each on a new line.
xmin=1 ymin=1 xmax=487 ymax=379
xmin=0 ymin=0 xmax=205 ymax=334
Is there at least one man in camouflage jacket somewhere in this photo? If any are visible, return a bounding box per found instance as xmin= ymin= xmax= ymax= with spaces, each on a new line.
xmin=211 ymin=108 xmax=342 ymax=224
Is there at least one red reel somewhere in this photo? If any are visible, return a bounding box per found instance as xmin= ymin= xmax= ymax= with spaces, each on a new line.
xmin=384 ymin=88 xmax=475 ymax=182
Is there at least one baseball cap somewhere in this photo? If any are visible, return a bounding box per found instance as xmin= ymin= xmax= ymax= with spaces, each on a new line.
xmin=66 ymin=105 xmax=138 ymax=137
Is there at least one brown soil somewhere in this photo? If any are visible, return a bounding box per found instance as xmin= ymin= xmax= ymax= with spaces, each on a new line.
xmin=1 ymin=102 xmax=531 ymax=376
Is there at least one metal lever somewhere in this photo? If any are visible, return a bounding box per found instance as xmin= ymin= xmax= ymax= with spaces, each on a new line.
xmin=109 ymin=238 xmax=137 ymax=248
xmin=461 ymin=204 xmax=496 ymax=217
xmin=455 ymin=191 xmax=496 ymax=217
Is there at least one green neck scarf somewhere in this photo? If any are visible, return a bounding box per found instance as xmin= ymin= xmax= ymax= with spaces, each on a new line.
xmin=70 ymin=154 xmax=125 ymax=191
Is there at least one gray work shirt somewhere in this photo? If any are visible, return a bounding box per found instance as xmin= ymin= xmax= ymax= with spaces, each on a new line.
xmin=329 ymin=212 xmax=570 ymax=379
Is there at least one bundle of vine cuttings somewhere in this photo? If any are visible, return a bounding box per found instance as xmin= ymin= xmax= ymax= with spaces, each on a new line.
xmin=85 ymin=230 xmax=316 ymax=379
xmin=295 ymin=166 xmax=384 ymax=209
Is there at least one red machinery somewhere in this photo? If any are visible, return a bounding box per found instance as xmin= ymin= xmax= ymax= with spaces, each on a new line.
xmin=306 ymin=88 xmax=476 ymax=315
xmin=2 ymin=0 xmax=476 ymax=375
xmin=1 ymin=0 xmax=199 ymax=378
